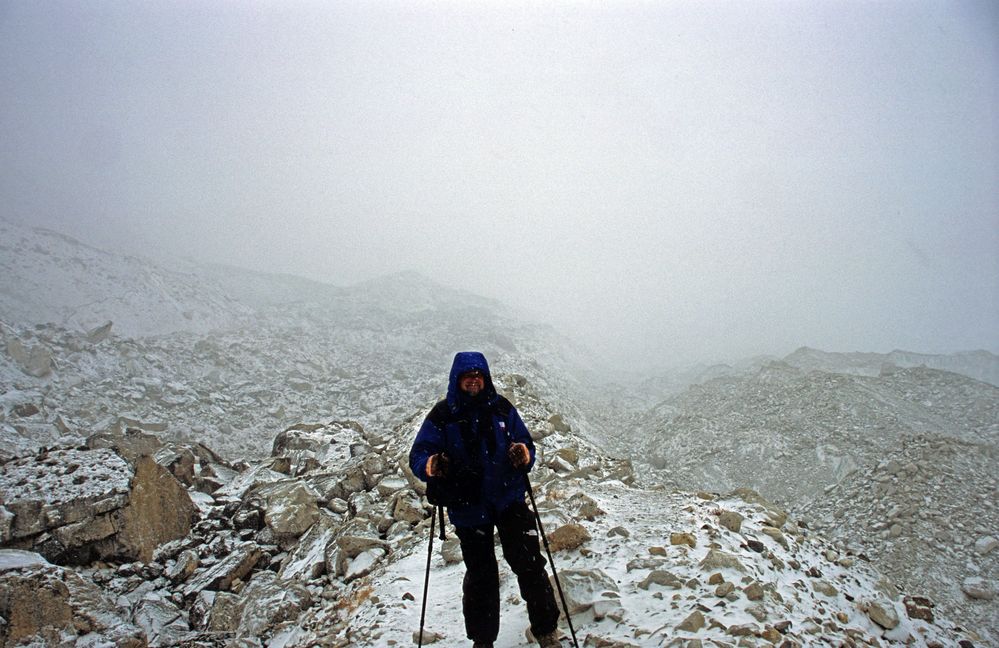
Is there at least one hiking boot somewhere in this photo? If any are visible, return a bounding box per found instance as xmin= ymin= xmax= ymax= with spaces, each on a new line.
xmin=537 ymin=631 xmax=560 ymax=647
xmin=472 ymin=643 xmax=493 ymax=648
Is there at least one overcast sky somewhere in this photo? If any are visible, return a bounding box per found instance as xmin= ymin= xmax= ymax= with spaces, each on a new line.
xmin=1 ymin=1 xmax=997 ymax=368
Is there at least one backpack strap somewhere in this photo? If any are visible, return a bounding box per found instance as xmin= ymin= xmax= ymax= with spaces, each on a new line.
xmin=493 ymin=395 xmax=513 ymax=418
xmin=426 ymin=400 xmax=453 ymax=430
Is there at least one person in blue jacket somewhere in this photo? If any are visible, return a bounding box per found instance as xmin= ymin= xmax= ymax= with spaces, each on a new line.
xmin=410 ymin=351 xmax=561 ymax=648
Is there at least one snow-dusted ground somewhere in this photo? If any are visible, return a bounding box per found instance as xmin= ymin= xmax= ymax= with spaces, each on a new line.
xmin=297 ymin=480 xmax=963 ymax=647
xmin=1 ymin=218 xmax=996 ymax=646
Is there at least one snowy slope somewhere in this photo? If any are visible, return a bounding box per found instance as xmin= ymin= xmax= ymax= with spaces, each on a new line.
xmin=636 ymin=362 xmax=999 ymax=502
xmin=784 ymin=346 xmax=999 ymax=388
xmin=0 ymin=219 xmax=254 ymax=337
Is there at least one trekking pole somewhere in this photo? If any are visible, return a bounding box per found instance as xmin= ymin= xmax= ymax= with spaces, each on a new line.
xmin=525 ymin=475 xmax=580 ymax=648
xmin=418 ymin=505 xmax=444 ymax=647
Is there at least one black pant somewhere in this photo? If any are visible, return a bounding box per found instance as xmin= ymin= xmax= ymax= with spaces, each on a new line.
xmin=454 ymin=500 xmax=560 ymax=643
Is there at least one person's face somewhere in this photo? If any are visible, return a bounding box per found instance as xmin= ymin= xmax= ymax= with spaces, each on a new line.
xmin=459 ymin=370 xmax=484 ymax=396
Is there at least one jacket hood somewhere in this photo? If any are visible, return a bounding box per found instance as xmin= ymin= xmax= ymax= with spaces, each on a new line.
xmin=447 ymin=351 xmax=498 ymax=411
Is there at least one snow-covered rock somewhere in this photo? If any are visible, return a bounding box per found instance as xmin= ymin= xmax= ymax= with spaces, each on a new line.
xmin=0 ymin=447 xmax=196 ymax=564
xmin=0 ymin=549 xmax=145 ymax=646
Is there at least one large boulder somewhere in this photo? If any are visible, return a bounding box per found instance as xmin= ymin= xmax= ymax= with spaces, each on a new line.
xmin=551 ymin=568 xmax=619 ymax=616
xmin=271 ymin=420 xmax=365 ymax=476
xmin=0 ymin=549 xmax=146 ymax=647
xmin=326 ymin=517 xmax=389 ymax=582
xmin=0 ymin=448 xmax=197 ymax=564
xmin=235 ymin=571 xmax=312 ymax=638
xmin=182 ymin=542 xmax=266 ymax=599
xmin=4 ymin=338 xmax=53 ymax=378
xmin=87 ymin=428 xmax=223 ymax=488
xmin=133 ymin=597 xmax=189 ymax=648
xmin=278 ymin=515 xmax=340 ymax=582
xmin=237 ymin=480 xmax=321 ymax=547
xmin=86 ymin=427 xmax=164 ymax=463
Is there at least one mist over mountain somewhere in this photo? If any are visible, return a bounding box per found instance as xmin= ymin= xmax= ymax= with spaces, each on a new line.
xmin=1 ymin=219 xmax=996 ymax=646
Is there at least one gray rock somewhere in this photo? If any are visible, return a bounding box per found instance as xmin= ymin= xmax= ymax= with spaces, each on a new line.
xmin=11 ymin=403 xmax=39 ymax=418
xmin=0 ymin=507 xmax=13 ymax=544
xmin=441 ymin=538 xmax=462 ymax=565
xmin=279 ymin=517 xmax=338 ymax=582
xmin=327 ymin=518 xmax=389 ymax=579
xmin=551 ymin=568 xmax=618 ymax=615
xmin=251 ymin=480 xmax=321 ymax=540
xmin=698 ymin=549 xmax=746 ymax=573
xmin=117 ymin=455 xmax=199 ymax=562
xmin=548 ymin=414 xmax=571 ymax=433
xmin=165 ymin=549 xmax=199 ymax=584
xmin=85 ymin=321 xmax=113 ymax=343
xmin=0 ymin=553 xmax=145 ymax=646
xmin=567 ymin=493 xmax=604 ymax=520
xmin=207 ymin=590 xmax=244 ymax=632
xmin=760 ymin=526 xmax=789 ymax=549
xmin=376 ymin=476 xmax=408 ymax=497
xmin=744 ymin=581 xmax=765 ymax=600
xmin=866 ymin=600 xmax=900 ymax=629
xmin=638 ymin=569 xmax=684 ymax=590
xmin=1 ymin=448 xmax=196 ymax=564
xmin=552 ymin=447 xmax=579 ymax=466
xmin=718 ymin=510 xmax=744 ymax=533
xmin=974 ymin=536 xmax=998 ymax=555
xmin=413 ymin=629 xmax=442 ymax=644
xmin=547 ymin=523 xmax=591 ymax=552
xmin=726 ymin=623 xmax=757 ymax=636
xmin=670 ymin=532 xmax=696 ymax=548
xmin=133 ymin=597 xmax=190 ymax=647
xmin=214 ymin=464 xmax=288 ymax=500
xmin=329 ymin=462 xmax=368 ymax=500
xmin=746 ymin=603 xmax=767 ymax=622
xmin=626 ymin=556 xmax=666 ymax=572
xmin=182 ymin=542 xmax=265 ymax=598
xmin=236 ymin=571 xmax=312 ymax=637
xmin=343 ymin=546 xmax=387 ymax=582
xmin=676 ymin=610 xmax=705 ymax=632
xmin=5 ymin=338 xmax=53 ymax=377
xmin=391 ymin=491 xmax=425 ymax=525
xmin=348 ymin=490 xmax=378 ymax=518
xmin=87 ymin=427 xmax=164 ymax=463
xmin=812 ymin=579 xmax=838 ymax=597
xmin=961 ymin=576 xmax=995 ymax=600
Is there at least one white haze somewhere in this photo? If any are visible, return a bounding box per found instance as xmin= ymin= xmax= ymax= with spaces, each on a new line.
xmin=1 ymin=1 xmax=997 ymax=369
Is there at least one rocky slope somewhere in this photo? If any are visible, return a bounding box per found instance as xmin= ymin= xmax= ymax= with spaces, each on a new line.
xmin=633 ymin=362 xmax=999 ymax=643
xmin=799 ymin=433 xmax=999 ymax=644
xmin=0 ymin=374 xmax=984 ymax=647
xmin=2 ymin=219 xmax=996 ymax=646
xmin=0 ymin=219 xmax=254 ymax=337
xmin=0 ymin=220 xmax=612 ymax=463
xmin=784 ymin=347 xmax=999 ymax=388
xmin=637 ymin=362 xmax=998 ymax=500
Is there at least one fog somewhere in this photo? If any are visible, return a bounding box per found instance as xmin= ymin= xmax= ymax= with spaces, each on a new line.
xmin=1 ymin=1 xmax=997 ymax=368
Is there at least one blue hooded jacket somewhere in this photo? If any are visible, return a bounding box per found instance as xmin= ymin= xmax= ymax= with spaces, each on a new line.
xmin=409 ymin=351 xmax=536 ymax=527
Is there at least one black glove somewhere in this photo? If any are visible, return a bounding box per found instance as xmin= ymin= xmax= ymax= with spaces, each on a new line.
xmin=508 ymin=443 xmax=530 ymax=469
xmin=426 ymin=453 xmax=450 ymax=477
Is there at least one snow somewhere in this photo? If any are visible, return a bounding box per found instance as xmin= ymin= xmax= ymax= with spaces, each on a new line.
xmin=322 ymin=482 xmax=956 ymax=646
xmin=0 ymin=448 xmax=131 ymax=506
xmin=0 ymin=549 xmax=50 ymax=571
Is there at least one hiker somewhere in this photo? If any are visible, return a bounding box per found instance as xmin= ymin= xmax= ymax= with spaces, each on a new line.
xmin=409 ymin=351 xmax=561 ymax=648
